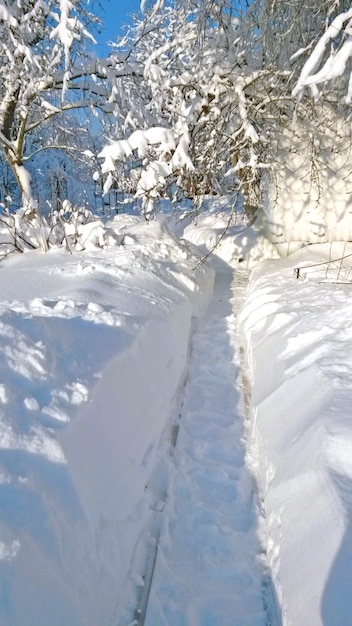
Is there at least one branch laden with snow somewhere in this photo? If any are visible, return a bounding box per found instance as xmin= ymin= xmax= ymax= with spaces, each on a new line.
xmin=50 ymin=0 xmax=96 ymax=97
xmin=98 ymin=125 xmax=195 ymax=215
xmin=293 ymin=7 xmax=352 ymax=102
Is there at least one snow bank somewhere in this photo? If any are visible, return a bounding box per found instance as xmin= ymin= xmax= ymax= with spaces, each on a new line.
xmin=0 ymin=216 xmax=214 ymax=626
xmin=239 ymin=243 xmax=352 ymax=626
xmin=183 ymin=210 xmax=280 ymax=267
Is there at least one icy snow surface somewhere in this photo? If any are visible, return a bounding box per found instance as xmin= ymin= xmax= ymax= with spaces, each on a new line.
xmin=0 ymin=207 xmax=351 ymax=626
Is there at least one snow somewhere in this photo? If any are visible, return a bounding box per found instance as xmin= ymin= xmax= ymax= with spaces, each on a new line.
xmin=0 ymin=215 xmax=213 ymax=626
xmin=293 ymin=8 xmax=352 ymax=100
xmin=0 ymin=206 xmax=351 ymax=625
xmin=99 ymin=126 xmax=193 ymax=197
xmin=239 ymin=242 xmax=352 ymax=626
xmin=141 ymin=269 xmax=269 ymax=626
xmin=99 ymin=128 xmax=175 ymax=169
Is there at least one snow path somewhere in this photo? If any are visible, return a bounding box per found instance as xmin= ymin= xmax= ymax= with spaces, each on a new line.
xmin=140 ymin=268 xmax=271 ymax=626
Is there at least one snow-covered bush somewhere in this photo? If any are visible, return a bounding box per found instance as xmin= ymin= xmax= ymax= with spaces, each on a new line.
xmin=0 ymin=203 xmax=119 ymax=259
xmin=48 ymin=203 xmax=103 ymax=251
xmin=0 ymin=207 xmax=51 ymax=254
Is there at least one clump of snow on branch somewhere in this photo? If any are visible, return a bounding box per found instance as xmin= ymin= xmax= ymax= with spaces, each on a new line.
xmin=293 ymin=7 xmax=352 ymax=102
xmin=99 ymin=126 xmax=194 ymax=214
xmin=50 ymin=0 xmax=96 ymax=96
xmin=140 ymin=0 xmax=165 ymax=19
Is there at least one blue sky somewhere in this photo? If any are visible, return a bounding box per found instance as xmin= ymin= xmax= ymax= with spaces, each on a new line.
xmin=93 ymin=1 xmax=245 ymax=52
xmin=95 ymin=0 xmax=141 ymax=52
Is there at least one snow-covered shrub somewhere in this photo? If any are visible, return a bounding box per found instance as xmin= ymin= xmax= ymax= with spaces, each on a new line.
xmin=48 ymin=202 xmax=96 ymax=250
xmin=0 ymin=202 xmax=119 ymax=259
xmin=0 ymin=207 xmax=50 ymax=255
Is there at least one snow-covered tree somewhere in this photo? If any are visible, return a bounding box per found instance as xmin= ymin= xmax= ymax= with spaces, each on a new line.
xmin=99 ymin=0 xmax=324 ymax=217
xmin=29 ymin=113 xmax=99 ymax=211
xmin=2 ymin=0 xmax=349 ymax=248
xmin=0 ymin=0 xmax=105 ymax=215
xmin=98 ymin=1 xmax=269 ymax=215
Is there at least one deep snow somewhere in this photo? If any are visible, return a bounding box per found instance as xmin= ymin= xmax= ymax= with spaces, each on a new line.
xmin=0 ymin=208 xmax=351 ymax=625
xmin=239 ymin=242 xmax=352 ymax=626
xmin=0 ymin=215 xmax=213 ymax=626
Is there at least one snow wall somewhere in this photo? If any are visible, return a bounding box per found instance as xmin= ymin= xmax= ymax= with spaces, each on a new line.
xmin=0 ymin=220 xmax=214 ymax=626
xmin=239 ymin=249 xmax=352 ymax=626
xmin=61 ymin=302 xmax=196 ymax=625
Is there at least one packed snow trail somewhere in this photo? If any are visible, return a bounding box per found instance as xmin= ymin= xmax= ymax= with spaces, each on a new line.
xmin=138 ymin=267 xmax=273 ymax=626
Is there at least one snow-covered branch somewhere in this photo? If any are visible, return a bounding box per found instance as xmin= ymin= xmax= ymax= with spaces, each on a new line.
xmin=293 ymin=7 xmax=352 ymax=101
xmin=99 ymin=125 xmax=194 ymax=215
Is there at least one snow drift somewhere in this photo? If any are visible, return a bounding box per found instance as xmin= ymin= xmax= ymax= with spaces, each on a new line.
xmin=2 ymin=204 xmax=352 ymax=626
xmin=0 ymin=216 xmax=214 ymax=626
xmin=240 ymin=242 xmax=352 ymax=626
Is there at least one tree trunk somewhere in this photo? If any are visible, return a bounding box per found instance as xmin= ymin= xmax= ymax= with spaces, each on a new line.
xmin=6 ymin=151 xmax=35 ymax=211
xmin=5 ymin=149 xmax=48 ymax=251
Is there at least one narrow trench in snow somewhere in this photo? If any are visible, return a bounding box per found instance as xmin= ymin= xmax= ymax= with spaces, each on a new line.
xmin=130 ymin=266 xmax=281 ymax=626
xmin=234 ymin=269 xmax=282 ymax=626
